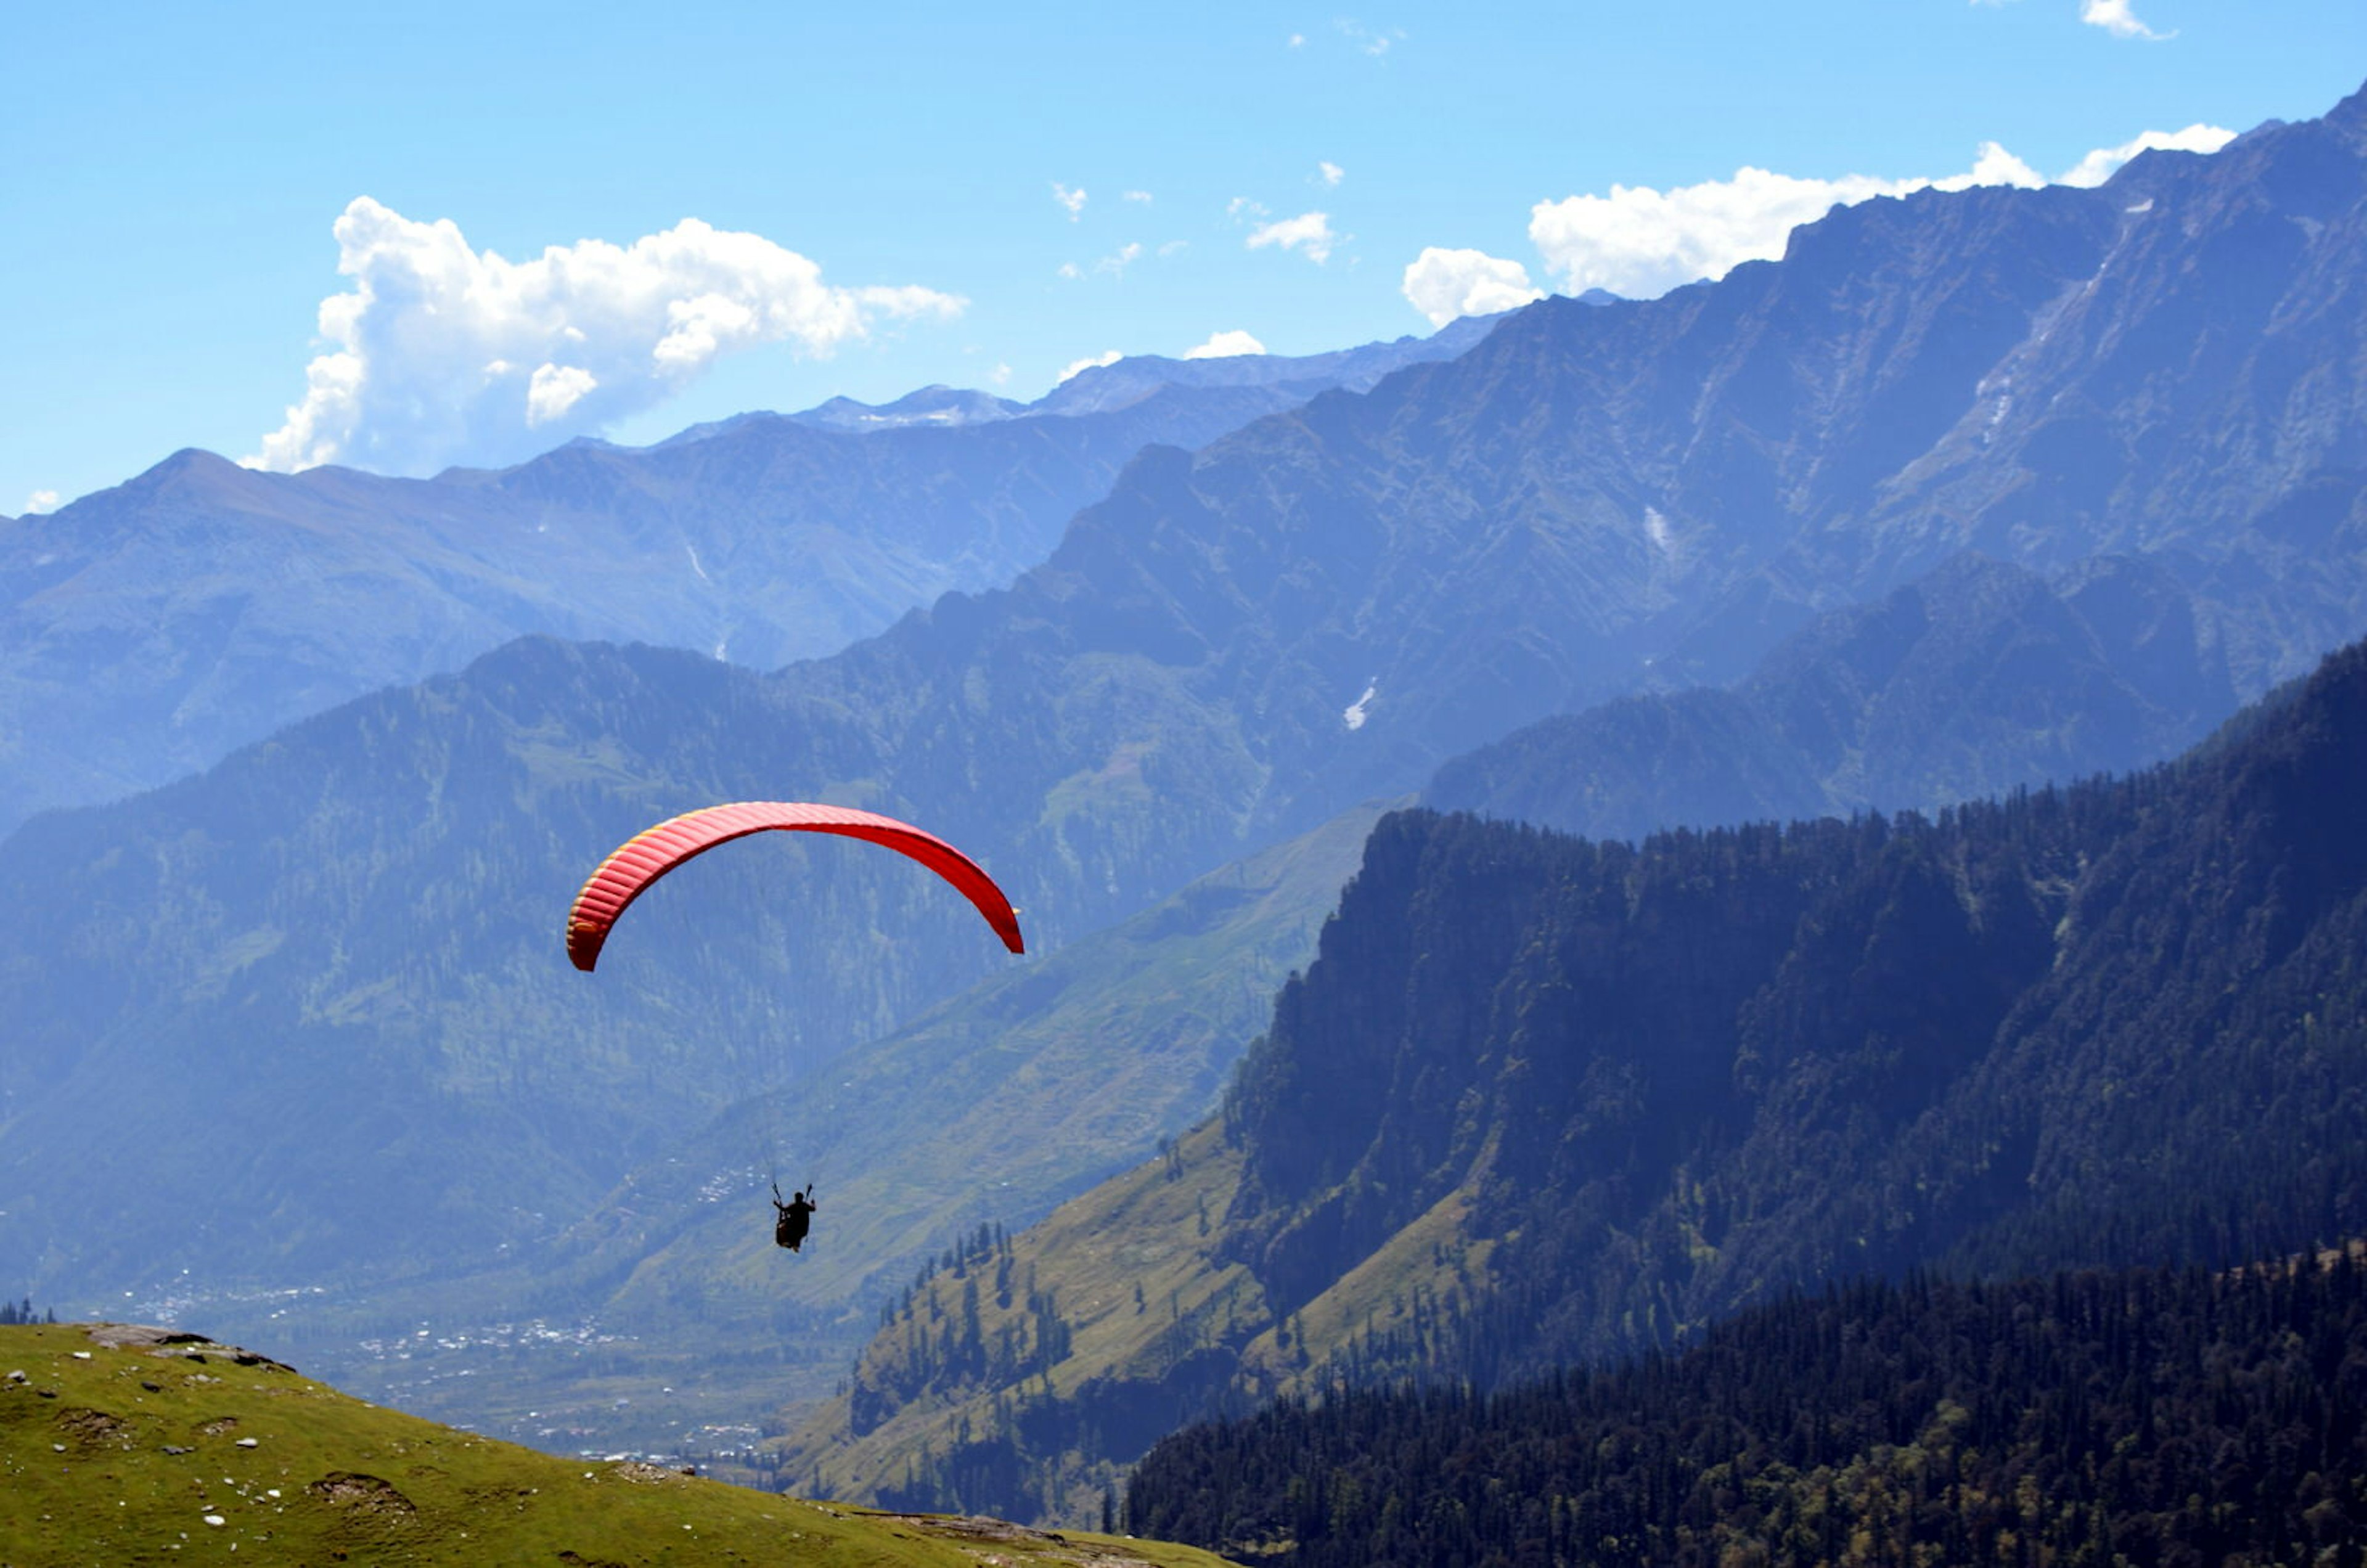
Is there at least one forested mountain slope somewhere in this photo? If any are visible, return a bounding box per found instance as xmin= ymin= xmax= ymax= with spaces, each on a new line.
xmin=787 ymin=635 xmax=2367 ymax=1524
xmin=1127 ymin=1252 xmax=2367 ymax=1567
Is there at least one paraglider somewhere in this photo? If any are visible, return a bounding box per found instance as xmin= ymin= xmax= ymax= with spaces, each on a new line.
xmin=565 ymin=800 xmax=1024 ymax=1260
xmin=773 ymin=1183 xmax=817 ymax=1251
xmin=564 ymin=800 xmax=1025 ymax=972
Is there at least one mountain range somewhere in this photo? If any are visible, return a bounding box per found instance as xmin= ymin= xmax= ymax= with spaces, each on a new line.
xmin=245 ymin=541 xmax=2252 ymax=1462
xmin=5 ymin=75 xmax=2367 ymax=1500
xmin=0 ymin=321 xmax=1495 ymax=836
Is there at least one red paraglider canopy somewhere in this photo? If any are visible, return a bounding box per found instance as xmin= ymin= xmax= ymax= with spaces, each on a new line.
xmin=565 ymin=801 xmax=1024 ymax=972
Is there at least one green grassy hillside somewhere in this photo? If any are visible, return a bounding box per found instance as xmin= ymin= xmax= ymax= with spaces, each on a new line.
xmin=0 ymin=1322 xmax=1235 ymax=1567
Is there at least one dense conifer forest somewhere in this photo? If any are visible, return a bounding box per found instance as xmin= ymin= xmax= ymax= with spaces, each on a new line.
xmin=1128 ymin=1252 xmax=2367 ymax=1566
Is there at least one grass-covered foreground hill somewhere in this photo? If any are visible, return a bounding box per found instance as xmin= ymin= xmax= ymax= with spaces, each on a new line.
xmin=0 ymin=1321 xmax=1236 ymax=1567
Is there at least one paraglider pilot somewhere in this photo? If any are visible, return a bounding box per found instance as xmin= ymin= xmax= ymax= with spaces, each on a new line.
xmin=773 ymin=1183 xmax=817 ymax=1252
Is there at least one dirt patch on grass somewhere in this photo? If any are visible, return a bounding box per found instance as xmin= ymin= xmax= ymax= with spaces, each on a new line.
xmin=55 ymin=1407 xmax=133 ymax=1448
xmin=306 ymin=1471 xmax=417 ymax=1517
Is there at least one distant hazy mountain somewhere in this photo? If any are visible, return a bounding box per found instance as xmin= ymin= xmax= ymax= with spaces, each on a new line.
xmin=1429 ymin=552 xmax=2235 ymax=839
xmin=0 ymin=326 xmax=1498 ymax=835
xmin=783 ymin=315 xmax=1507 ymax=430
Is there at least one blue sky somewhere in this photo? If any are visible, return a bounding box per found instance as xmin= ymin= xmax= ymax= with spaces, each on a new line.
xmin=4 ymin=0 xmax=2363 ymax=513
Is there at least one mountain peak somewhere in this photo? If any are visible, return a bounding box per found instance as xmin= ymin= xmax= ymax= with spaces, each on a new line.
xmin=2326 ymin=76 xmax=2367 ymax=147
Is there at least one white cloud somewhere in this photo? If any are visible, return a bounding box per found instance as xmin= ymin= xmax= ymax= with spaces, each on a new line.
xmin=1402 ymin=248 xmax=1545 ymax=327
xmin=1318 ymin=161 xmax=1345 ymax=188
xmin=1288 ymin=31 xmax=1305 ymax=46
xmin=1526 ymin=127 xmax=2253 ymax=300
xmin=2056 ymin=122 xmax=2233 ymax=185
xmin=1060 ymin=242 xmax=1147 ymax=280
xmin=1057 ymin=349 xmax=1123 ymax=383
xmin=22 ymin=489 xmax=59 ymax=514
xmin=1227 ymin=196 xmax=1267 ymax=223
xmin=991 ymin=362 xmax=1013 ymax=386
xmin=2081 ymin=0 xmax=2172 ymax=39
xmin=1247 ymin=211 xmax=1337 ymax=264
xmin=526 ymin=362 xmax=599 ymax=426
xmin=1123 ymin=190 xmax=1153 ymax=204
xmin=1184 ymin=329 xmax=1267 ymax=359
xmin=251 ymin=197 xmax=963 ymax=475
xmin=1532 ymin=156 xmax=2040 ymax=299
xmin=1053 ymin=182 xmax=1088 ymax=219
xmin=1336 ymin=19 xmax=1404 ymax=55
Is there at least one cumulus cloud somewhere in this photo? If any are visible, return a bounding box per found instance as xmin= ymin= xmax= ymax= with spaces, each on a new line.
xmin=1402 ymin=248 xmax=1546 ymax=327
xmin=1057 ymin=349 xmax=1123 ymax=383
xmin=22 ymin=489 xmax=59 ymax=515
xmin=1247 ymin=211 xmax=1336 ymax=264
xmin=1053 ymin=182 xmax=1088 ymax=219
xmin=1318 ymin=161 xmax=1345 ymax=187
xmin=2081 ymin=0 xmax=2172 ymax=39
xmin=1531 ymin=153 xmax=2026 ymax=299
xmin=1184 ymin=329 xmax=1267 ymax=359
xmin=250 ymin=198 xmax=964 ymax=475
xmin=2056 ymin=123 xmax=2233 ymax=185
xmin=1526 ymin=124 xmax=2225 ymax=301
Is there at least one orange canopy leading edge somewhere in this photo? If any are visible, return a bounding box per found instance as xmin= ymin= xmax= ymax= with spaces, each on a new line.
xmin=565 ymin=801 xmax=1025 ymax=973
